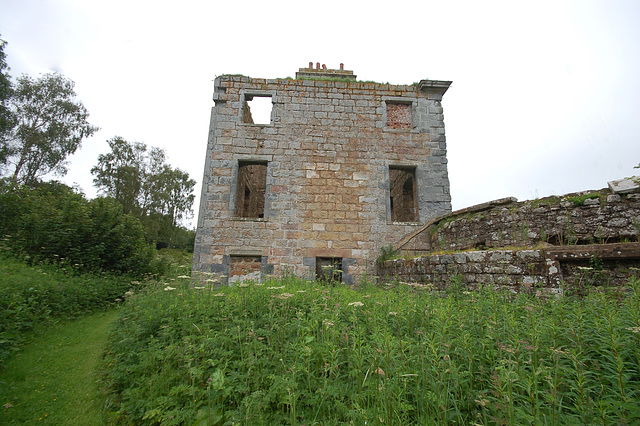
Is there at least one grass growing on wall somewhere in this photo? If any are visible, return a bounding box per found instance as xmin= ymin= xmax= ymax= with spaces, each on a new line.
xmin=102 ymin=275 xmax=640 ymax=425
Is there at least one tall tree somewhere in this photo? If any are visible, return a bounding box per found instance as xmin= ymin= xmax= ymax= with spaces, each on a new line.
xmin=155 ymin=165 xmax=195 ymax=247
xmin=92 ymin=138 xmax=196 ymax=248
xmin=92 ymin=137 xmax=149 ymax=215
xmin=0 ymin=36 xmax=14 ymax=167
xmin=92 ymin=137 xmax=170 ymax=216
xmin=3 ymin=73 xmax=98 ymax=185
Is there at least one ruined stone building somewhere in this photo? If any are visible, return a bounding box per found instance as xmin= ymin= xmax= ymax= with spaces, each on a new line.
xmin=192 ymin=64 xmax=452 ymax=284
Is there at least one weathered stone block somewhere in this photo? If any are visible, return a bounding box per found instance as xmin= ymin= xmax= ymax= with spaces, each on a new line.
xmin=608 ymin=177 xmax=640 ymax=194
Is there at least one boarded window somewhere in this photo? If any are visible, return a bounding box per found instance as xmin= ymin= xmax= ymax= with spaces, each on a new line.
xmin=316 ymin=257 xmax=343 ymax=283
xmin=230 ymin=255 xmax=262 ymax=283
xmin=235 ymin=162 xmax=267 ymax=218
xmin=389 ymin=166 xmax=418 ymax=222
xmin=386 ymin=102 xmax=412 ymax=129
xmin=243 ymin=95 xmax=272 ymax=124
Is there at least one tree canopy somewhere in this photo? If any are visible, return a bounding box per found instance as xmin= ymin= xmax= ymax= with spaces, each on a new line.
xmin=0 ymin=37 xmax=195 ymax=253
xmin=92 ymin=137 xmax=196 ymax=248
xmin=0 ymin=36 xmax=14 ymax=165
xmin=0 ymin=180 xmax=156 ymax=275
xmin=3 ymin=73 xmax=98 ymax=185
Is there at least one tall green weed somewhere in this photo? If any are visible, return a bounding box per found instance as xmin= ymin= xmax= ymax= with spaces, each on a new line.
xmin=102 ymin=277 xmax=640 ymax=424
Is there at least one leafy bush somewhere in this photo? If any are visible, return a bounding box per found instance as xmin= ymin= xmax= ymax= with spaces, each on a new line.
xmin=0 ymin=181 xmax=157 ymax=276
xmin=0 ymin=256 xmax=136 ymax=365
xmin=102 ymin=276 xmax=640 ymax=424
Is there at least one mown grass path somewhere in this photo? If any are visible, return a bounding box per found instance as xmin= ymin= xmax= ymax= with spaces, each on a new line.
xmin=0 ymin=309 xmax=118 ymax=425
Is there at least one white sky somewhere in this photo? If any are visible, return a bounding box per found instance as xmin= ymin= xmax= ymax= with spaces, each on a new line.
xmin=1 ymin=0 xmax=639 ymax=228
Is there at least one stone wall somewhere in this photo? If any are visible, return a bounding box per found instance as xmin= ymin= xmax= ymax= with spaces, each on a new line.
xmin=193 ymin=67 xmax=453 ymax=283
xmin=379 ymin=242 xmax=640 ymax=295
xmin=380 ymin=187 xmax=640 ymax=293
xmin=397 ymin=191 xmax=640 ymax=255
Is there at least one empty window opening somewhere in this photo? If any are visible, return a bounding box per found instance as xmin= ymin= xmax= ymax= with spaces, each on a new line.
xmin=386 ymin=102 xmax=412 ymax=129
xmin=235 ymin=162 xmax=267 ymax=218
xmin=243 ymin=95 xmax=272 ymax=124
xmin=389 ymin=166 xmax=418 ymax=222
xmin=229 ymin=255 xmax=262 ymax=283
xmin=316 ymin=257 xmax=343 ymax=284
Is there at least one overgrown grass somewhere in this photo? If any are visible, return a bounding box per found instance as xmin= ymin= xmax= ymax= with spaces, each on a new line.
xmin=0 ymin=255 xmax=137 ymax=365
xmin=566 ymin=192 xmax=603 ymax=206
xmin=103 ymin=276 xmax=640 ymax=424
xmin=0 ymin=310 xmax=119 ymax=424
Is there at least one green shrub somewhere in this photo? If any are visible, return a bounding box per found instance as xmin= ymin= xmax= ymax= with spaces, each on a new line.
xmin=102 ymin=276 xmax=640 ymax=424
xmin=0 ymin=181 xmax=157 ymax=276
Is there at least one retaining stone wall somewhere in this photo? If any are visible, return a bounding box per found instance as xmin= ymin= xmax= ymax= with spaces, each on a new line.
xmin=384 ymin=190 xmax=640 ymax=293
xmin=379 ymin=242 xmax=640 ymax=295
xmin=398 ymin=191 xmax=640 ymax=255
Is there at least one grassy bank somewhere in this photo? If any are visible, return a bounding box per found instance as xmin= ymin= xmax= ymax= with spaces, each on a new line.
xmin=103 ymin=276 xmax=640 ymax=425
xmin=0 ymin=255 xmax=136 ymax=365
xmin=0 ymin=309 xmax=118 ymax=424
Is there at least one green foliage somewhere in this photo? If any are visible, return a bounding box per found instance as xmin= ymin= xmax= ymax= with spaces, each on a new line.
xmin=567 ymin=192 xmax=602 ymax=206
xmin=0 ymin=310 xmax=118 ymax=424
xmin=2 ymin=73 xmax=98 ymax=185
xmin=0 ymin=181 xmax=157 ymax=275
xmin=0 ymin=35 xmax=14 ymax=165
xmin=91 ymin=137 xmax=196 ymax=249
xmin=377 ymin=244 xmax=399 ymax=265
xmin=91 ymin=136 xmax=159 ymax=215
xmin=0 ymin=256 xmax=134 ymax=365
xmin=102 ymin=276 xmax=640 ymax=424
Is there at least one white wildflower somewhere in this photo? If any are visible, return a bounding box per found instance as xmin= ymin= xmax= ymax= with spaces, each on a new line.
xmin=348 ymin=301 xmax=364 ymax=307
xmin=273 ymin=293 xmax=294 ymax=300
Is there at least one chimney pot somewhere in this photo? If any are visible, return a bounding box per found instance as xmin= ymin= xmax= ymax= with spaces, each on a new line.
xmin=340 ymin=63 xmax=344 ymax=70
xmin=309 ymin=61 xmax=313 ymax=68
xmin=316 ymin=62 xmax=320 ymax=69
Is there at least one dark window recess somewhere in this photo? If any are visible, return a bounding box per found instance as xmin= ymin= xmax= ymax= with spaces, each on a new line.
xmin=230 ymin=255 xmax=262 ymax=278
xmin=316 ymin=257 xmax=343 ymax=283
xmin=389 ymin=166 xmax=418 ymax=222
xmin=235 ymin=162 xmax=267 ymax=218
xmin=386 ymin=102 xmax=412 ymax=129
xmin=243 ymin=95 xmax=272 ymax=124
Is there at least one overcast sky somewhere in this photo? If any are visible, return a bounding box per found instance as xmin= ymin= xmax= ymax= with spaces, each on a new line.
xmin=1 ymin=0 xmax=639 ymax=227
